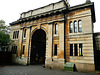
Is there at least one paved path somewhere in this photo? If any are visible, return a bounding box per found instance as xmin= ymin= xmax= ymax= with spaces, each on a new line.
xmin=0 ymin=65 xmax=99 ymax=75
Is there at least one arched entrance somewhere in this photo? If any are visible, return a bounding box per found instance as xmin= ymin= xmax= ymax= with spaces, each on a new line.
xmin=30 ymin=29 xmax=46 ymax=64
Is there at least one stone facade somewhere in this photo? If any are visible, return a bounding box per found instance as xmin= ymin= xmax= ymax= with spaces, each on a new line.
xmin=10 ymin=0 xmax=96 ymax=72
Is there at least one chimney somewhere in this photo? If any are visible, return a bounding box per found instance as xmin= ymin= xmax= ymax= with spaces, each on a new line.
xmin=64 ymin=0 xmax=70 ymax=7
xmin=86 ymin=0 xmax=91 ymax=3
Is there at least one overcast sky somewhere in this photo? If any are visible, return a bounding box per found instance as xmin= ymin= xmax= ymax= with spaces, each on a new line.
xmin=0 ymin=0 xmax=99 ymax=32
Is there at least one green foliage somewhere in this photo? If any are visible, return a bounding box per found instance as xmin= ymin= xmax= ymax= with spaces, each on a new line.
xmin=0 ymin=20 xmax=6 ymax=29
xmin=0 ymin=31 xmax=10 ymax=46
xmin=0 ymin=20 xmax=10 ymax=47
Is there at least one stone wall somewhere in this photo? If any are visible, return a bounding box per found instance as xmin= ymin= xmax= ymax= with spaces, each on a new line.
xmin=65 ymin=7 xmax=95 ymax=72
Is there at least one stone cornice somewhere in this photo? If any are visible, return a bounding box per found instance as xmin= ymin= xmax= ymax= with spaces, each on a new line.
xmin=19 ymin=17 xmax=65 ymax=29
xmin=69 ymin=2 xmax=93 ymax=11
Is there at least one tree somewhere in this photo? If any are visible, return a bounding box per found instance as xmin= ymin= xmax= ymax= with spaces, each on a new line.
xmin=0 ymin=20 xmax=10 ymax=51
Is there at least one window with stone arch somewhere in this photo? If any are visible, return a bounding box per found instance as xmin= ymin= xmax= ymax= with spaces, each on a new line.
xmin=13 ymin=31 xmax=15 ymax=39
xmin=78 ymin=20 xmax=82 ymax=32
xmin=13 ymin=31 xmax=19 ymax=39
xmin=15 ymin=31 xmax=18 ymax=39
xmin=69 ymin=21 xmax=73 ymax=33
xmin=55 ymin=23 xmax=58 ymax=35
xmin=74 ymin=21 xmax=77 ymax=33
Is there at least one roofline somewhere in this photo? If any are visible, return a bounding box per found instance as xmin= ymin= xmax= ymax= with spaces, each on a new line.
xmin=69 ymin=2 xmax=96 ymax=23
xmin=21 ymin=0 xmax=63 ymax=15
xmin=10 ymin=1 xmax=96 ymax=26
xmin=10 ymin=7 xmax=66 ymax=26
xmin=70 ymin=2 xmax=93 ymax=11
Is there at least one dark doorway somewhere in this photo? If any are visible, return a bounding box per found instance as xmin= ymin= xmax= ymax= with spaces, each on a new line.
xmin=30 ymin=29 xmax=46 ymax=65
xmin=93 ymin=34 xmax=100 ymax=70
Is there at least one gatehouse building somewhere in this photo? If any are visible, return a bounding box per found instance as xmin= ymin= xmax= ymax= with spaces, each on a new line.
xmin=10 ymin=0 xmax=98 ymax=72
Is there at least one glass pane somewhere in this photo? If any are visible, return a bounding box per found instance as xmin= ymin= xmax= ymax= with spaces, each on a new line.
xmin=13 ymin=32 xmax=15 ymax=39
xmin=70 ymin=44 xmax=73 ymax=56
xmin=55 ymin=23 xmax=58 ymax=34
xmin=79 ymin=20 xmax=82 ymax=32
xmin=22 ymin=46 xmax=25 ymax=54
xmin=79 ymin=44 xmax=83 ymax=56
xmin=74 ymin=44 xmax=78 ymax=56
xmin=17 ymin=31 xmax=19 ymax=38
xmin=54 ymin=44 xmax=57 ymax=55
xmin=70 ymin=22 xmax=73 ymax=33
xmin=24 ymin=29 xmax=26 ymax=38
xmin=74 ymin=21 xmax=77 ymax=32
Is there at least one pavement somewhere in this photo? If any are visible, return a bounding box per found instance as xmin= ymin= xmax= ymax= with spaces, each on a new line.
xmin=0 ymin=64 xmax=100 ymax=75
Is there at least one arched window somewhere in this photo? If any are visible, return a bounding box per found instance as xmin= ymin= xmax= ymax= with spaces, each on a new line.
xmin=69 ymin=21 xmax=73 ymax=33
xmin=24 ymin=29 xmax=26 ymax=38
xmin=12 ymin=46 xmax=17 ymax=54
xmin=55 ymin=23 xmax=58 ymax=34
xmin=78 ymin=20 xmax=82 ymax=32
xmin=13 ymin=31 xmax=15 ymax=39
xmin=74 ymin=21 xmax=77 ymax=33
xmin=13 ymin=31 xmax=19 ymax=39
xmin=17 ymin=31 xmax=19 ymax=39
xmin=15 ymin=31 xmax=17 ymax=39
xmin=22 ymin=45 xmax=25 ymax=54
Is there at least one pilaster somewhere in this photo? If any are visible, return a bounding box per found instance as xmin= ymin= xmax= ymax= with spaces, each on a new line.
xmin=59 ymin=21 xmax=64 ymax=59
xmin=45 ymin=23 xmax=53 ymax=67
xmin=46 ymin=23 xmax=53 ymax=59
xmin=18 ymin=28 xmax=23 ymax=56
xmin=24 ymin=27 xmax=31 ymax=57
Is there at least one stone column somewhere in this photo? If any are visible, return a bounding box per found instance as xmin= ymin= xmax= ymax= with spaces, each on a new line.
xmin=24 ymin=27 xmax=30 ymax=57
xmin=18 ymin=28 xmax=23 ymax=57
xmin=45 ymin=23 xmax=53 ymax=68
xmin=58 ymin=21 xmax=65 ymax=69
xmin=59 ymin=21 xmax=64 ymax=58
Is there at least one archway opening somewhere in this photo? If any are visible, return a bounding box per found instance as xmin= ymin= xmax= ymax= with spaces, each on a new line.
xmin=30 ymin=29 xmax=46 ymax=65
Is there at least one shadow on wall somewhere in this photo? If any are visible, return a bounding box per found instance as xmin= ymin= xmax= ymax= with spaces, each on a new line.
xmin=95 ymin=50 xmax=100 ymax=70
xmin=93 ymin=33 xmax=100 ymax=70
xmin=0 ymin=51 xmax=12 ymax=65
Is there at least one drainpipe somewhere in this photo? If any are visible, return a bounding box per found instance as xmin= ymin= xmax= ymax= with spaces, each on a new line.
xmin=62 ymin=0 xmax=69 ymax=63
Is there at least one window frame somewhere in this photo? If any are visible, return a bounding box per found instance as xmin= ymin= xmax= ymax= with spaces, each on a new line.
xmin=70 ymin=44 xmax=73 ymax=56
xmin=54 ymin=23 xmax=58 ymax=35
xmin=17 ymin=31 xmax=19 ymax=39
xmin=13 ymin=31 xmax=15 ymax=39
xmin=24 ymin=29 xmax=26 ymax=38
xmin=12 ymin=46 xmax=17 ymax=54
xmin=78 ymin=20 xmax=82 ymax=32
xmin=74 ymin=44 xmax=78 ymax=56
xmin=13 ymin=31 xmax=19 ymax=39
xmin=79 ymin=43 xmax=83 ymax=56
xmin=74 ymin=21 xmax=77 ymax=33
xmin=22 ymin=45 xmax=25 ymax=54
xmin=15 ymin=31 xmax=17 ymax=39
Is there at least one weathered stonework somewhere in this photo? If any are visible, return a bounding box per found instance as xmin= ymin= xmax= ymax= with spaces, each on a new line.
xmin=10 ymin=0 xmax=96 ymax=72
